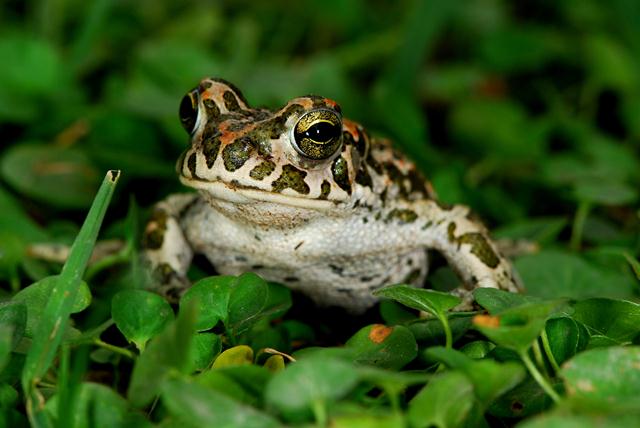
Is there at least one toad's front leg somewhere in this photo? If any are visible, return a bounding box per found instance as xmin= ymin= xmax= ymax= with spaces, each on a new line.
xmin=142 ymin=193 xmax=198 ymax=299
xmin=412 ymin=200 xmax=523 ymax=309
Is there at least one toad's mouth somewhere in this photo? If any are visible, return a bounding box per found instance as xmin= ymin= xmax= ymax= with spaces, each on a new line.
xmin=179 ymin=175 xmax=339 ymax=211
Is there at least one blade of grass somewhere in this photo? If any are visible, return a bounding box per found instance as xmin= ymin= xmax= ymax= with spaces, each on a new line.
xmin=570 ymin=200 xmax=591 ymax=251
xmin=21 ymin=170 xmax=120 ymax=427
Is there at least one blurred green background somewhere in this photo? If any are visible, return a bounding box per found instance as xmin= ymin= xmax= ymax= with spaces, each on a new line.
xmin=0 ymin=0 xmax=639 ymax=283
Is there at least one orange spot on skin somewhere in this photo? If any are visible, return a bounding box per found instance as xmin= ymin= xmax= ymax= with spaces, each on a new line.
xmin=342 ymin=119 xmax=360 ymax=138
xmin=323 ymin=98 xmax=340 ymax=109
xmin=144 ymin=222 xmax=159 ymax=234
xmin=473 ymin=314 xmax=501 ymax=328
xmin=369 ymin=324 xmax=393 ymax=344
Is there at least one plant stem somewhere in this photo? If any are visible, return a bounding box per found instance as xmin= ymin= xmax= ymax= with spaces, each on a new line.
xmin=93 ymin=339 xmax=136 ymax=359
xmin=85 ymin=250 xmax=129 ymax=281
xmin=10 ymin=269 xmax=20 ymax=293
xmin=519 ymin=350 xmax=560 ymax=403
xmin=437 ymin=313 xmax=453 ymax=349
xmin=570 ymin=201 xmax=591 ymax=251
xmin=57 ymin=345 xmax=71 ymax=428
xmin=312 ymin=399 xmax=327 ymax=428
xmin=540 ymin=329 xmax=560 ymax=373
xmin=531 ymin=340 xmax=548 ymax=378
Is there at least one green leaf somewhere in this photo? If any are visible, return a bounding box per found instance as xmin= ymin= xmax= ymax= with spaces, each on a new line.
xmin=0 ymin=144 xmax=101 ymax=209
xmin=216 ymin=365 xmax=273 ymax=401
xmin=111 ymin=289 xmax=174 ymax=352
xmin=473 ymin=288 xmax=542 ymax=314
xmin=518 ymin=413 xmax=640 ymax=428
xmin=408 ymin=371 xmax=474 ymax=428
xmin=0 ymin=35 xmax=64 ymax=121
xmin=332 ymin=413 xmax=405 ymax=428
xmin=584 ymin=34 xmax=637 ymax=92
xmin=212 ymin=345 xmax=253 ymax=369
xmin=0 ymin=231 xmax=25 ymax=284
xmin=573 ymin=179 xmax=637 ymax=205
xmin=195 ymin=370 xmax=252 ymax=404
xmin=261 ymin=282 xmax=292 ymax=320
xmin=426 ymin=347 xmax=526 ymax=407
xmin=472 ymin=301 xmax=562 ymax=353
xmin=479 ymin=25 xmax=566 ymax=73
xmin=345 ymin=324 xmax=417 ymax=369
xmin=487 ymin=377 xmax=554 ymax=418
xmin=127 ymin=298 xmax=198 ymax=407
xmin=544 ymin=317 xmax=589 ymax=365
xmin=0 ymin=325 xmax=13 ymax=373
xmin=375 ymin=285 xmax=461 ymax=348
xmin=571 ymin=298 xmax=640 ymax=345
xmin=123 ymin=40 xmax=221 ymax=118
xmin=561 ymin=346 xmax=640 ymax=412
xmin=0 ymin=301 xmax=27 ymax=349
xmin=265 ymin=356 xmax=359 ymax=414
xmin=264 ymin=355 xmax=285 ymax=373
xmin=227 ymin=272 xmax=269 ymax=336
xmin=21 ymin=170 xmax=118 ymax=427
xmin=45 ymin=382 xmax=132 ymax=428
xmin=189 ymin=333 xmax=221 ymax=371
xmin=408 ymin=316 xmax=473 ymax=345
xmin=515 ymin=250 xmax=636 ymax=299
xmin=459 ymin=340 xmax=495 ymax=359
xmin=373 ymin=285 xmax=461 ymax=316
xmin=13 ymin=276 xmax=92 ymax=337
xmin=161 ymin=376 xmax=281 ymax=428
xmin=494 ymin=217 xmax=567 ymax=244
xmin=356 ymin=368 xmax=430 ymax=415
xmin=0 ymin=184 xmax=49 ymax=242
xmin=180 ymin=275 xmax=234 ymax=331
xmin=450 ymin=98 xmax=547 ymax=159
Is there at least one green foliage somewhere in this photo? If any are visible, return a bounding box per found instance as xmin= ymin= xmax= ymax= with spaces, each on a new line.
xmin=1 ymin=1 xmax=640 ymax=426
xmin=111 ymin=289 xmax=174 ymax=352
xmin=346 ymin=324 xmax=417 ymax=369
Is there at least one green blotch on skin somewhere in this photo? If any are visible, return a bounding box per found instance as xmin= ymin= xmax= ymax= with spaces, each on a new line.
xmin=142 ymin=209 xmax=168 ymax=250
xmin=406 ymin=168 xmax=429 ymax=197
xmin=255 ymin=139 xmax=272 ymax=157
xmin=383 ymin=162 xmax=410 ymax=197
xmin=459 ymin=233 xmax=500 ymax=268
xmin=422 ymin=220 xmax=433 ymax=230
xmin=385 ymin=208 xmax=418 ymax=224
xmin=222 ymin=138 xmax=253 ymax=171
xmin=203 ymin=98 xmax=220 ymax=119
xmin=319 ymin=180 xmax=331 ymax=200
xmin=272 ymin=164 xmax=310 ymax=194
xmin=252 ymin=104 xmax=305 ymax=140
xmin=342 ymin=131 xmax=355 ymax=147
xmin=223 ymin=90 xmax=242 ymax=112
xmin=187 ymin=152 xmax=197 ymax=177
xmin=355 ymin=165 xmax=372 ymax=188
xmin=447 ymin=222 xmax=500 ymax=268
xmin=368 ymin=157 xmax=383 ymax=175
xmin=199 ymin=80 xmax=213 ymax=90
xmin=202 ymin=135 xmax=221 ymax=168
xmin=249 ymin=160 xmax=276 ymax=180
xmin=332 ymin=156 xmax=352 ymax=194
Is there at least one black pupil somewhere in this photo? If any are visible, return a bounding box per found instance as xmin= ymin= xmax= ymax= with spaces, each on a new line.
xmin=304 ymin=122 xmax=340 ymax=143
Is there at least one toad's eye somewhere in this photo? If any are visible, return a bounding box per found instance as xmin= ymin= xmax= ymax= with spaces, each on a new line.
xmin=179 ymin=89 xmax=199 ymax=133
xmin=293 ymin=109 xmax=342 ymax=160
